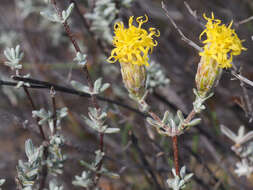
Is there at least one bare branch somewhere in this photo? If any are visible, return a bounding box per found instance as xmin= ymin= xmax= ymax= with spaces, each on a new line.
xmin=184 ymin=1 xmax=197 ymax=20
xmin=235 ymin=16 xmax=253 ymax=27
xmin=161 ymin=1 xmax=202 ymax=52
xmin=231 ymin=68 xmax=253 ymax=122
xmin=183 ymin=1 xmax=205 ymax=28
xmin=231 ymin=71 xmax=253 ymax=87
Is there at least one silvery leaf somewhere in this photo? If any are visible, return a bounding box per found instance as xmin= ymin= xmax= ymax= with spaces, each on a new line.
xmin=234 ymin=159 xmax=253 ymax=178
xmin=146 ymin=117 xmax=162 ymax=128
xmin=221 ymin=125 xmax=236 ymax=141
xmin=74 ymin=52 xmax=87 ymax=66
xmin=100 ymin=167 xmax=120 ymax=179
xmin=185 ymin=118 xmax=201 ymax=127
xmin=80 ymin=160 xmax=96 ymax=171
xmin=162 ymin=111 xmax=170 ymax=124
xmin=100 ymin=83 xmax=110 ymax=92
xmin=180 ymin=166 xmax=186 ymax=178
xmin=72 ymin=171 xmax=93 ymax=188
xmin=40 ymin=11 xmax=62 ymax=23
xmin=94 ymin=150 xmax=104 ymax=167
xmin=62 ymin=3 xmax=74 ymax=23
xmin=71 ymin=80 xmax=91 ymax=94
xmin=176 ymin=110 xmax=184 ymax=122
xmin=104 ymin=128 xmax=120 ymax=134
xmin=3 ymin=45 xmax=23 ymax=70
xmin=57 ymin=107 xmax=68 ymax=118
xmin=94 ymin=78 xmax=102 ymax=93
xmin=49 ymin=180 xmax=64 ymax=190
xmin=81 ymin=115 xmax=98 ymax=131
xmin=0 ymin=179 xmax=5 ymax=186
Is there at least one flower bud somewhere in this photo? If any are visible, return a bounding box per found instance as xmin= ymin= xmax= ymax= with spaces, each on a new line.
xmin=195 ymin=56 xmax=222 ymax=98
xmin=107 ymin=15 xmax=159 ymax=100
xmin=120 ymin=62 xmax=146 ymax=100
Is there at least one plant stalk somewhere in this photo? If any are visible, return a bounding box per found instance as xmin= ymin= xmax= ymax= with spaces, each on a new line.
xmin=172 ymin=136 xmax=179 ymax=176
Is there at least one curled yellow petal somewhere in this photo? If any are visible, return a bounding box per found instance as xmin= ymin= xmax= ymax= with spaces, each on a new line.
xmin=199 ymin=13 xmax=246 ymax=69
xmin=107 ymin=15 xmax=159 ymax=66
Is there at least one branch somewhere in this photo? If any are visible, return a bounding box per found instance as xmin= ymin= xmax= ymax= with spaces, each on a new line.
xmin=50 ymin=1 xmax=104 ymax=183
xmin=161 ymin=1 xmax=202 ymax=52
xmin=235 ymin=16 xmax=253 ymax=27
xmin=130 ymin=131 xmax=162 ymax=190
xmin=231 ymin=70 xmax=253 ymax=122
xmin=68 ymin=0 xmax=109 ymax=55
xmin=183 ymin=1 xmax=205 ymax=28
xmin=23 ymin=87 xmax=46 ymax=140
xmin=9 ymin=76 xmax=146 ymax=117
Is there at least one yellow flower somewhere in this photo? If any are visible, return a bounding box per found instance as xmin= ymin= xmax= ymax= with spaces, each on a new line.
xmin=199 ymin=13 xmax=246 ymax=69
xmin=107 ymin=15 xmax=160 ymax=66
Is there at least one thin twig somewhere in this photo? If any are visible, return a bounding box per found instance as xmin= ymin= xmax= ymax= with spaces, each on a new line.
xmin=50 ymin=0 xmax=99 ymax=108
xmin=231 ymin=71 xmax=253 ymax=87
xmin=231 ymin=69 xmax=253 ymax=122
xmin=23 ymin=87 xmax=46 ymax=140
xmin=201 ymin=136 xmax=249 ymax=190
xmin=5 ymin=76 xmax=146 ymax=116
xmin=183 ymin=2 xmax=197 ymax=20
xmin=2 ymin=77 xmax=230 ymax=151
xmin=68 ymin=0 xmax=109 ymax=55
xmin=182 ymin=144 xmax=226 ymax=190
xmin=39 ymin=141 xmax=49 ymax=190
xmin=161 ymin=1 xmax=202 ymax=52
xmin=40 ymin=89 xmax=57 ymax=189
xmin=235 ymin=16 xmax=253 ymax=26
xmin=239 ymin=66 xmax=253 ymax=122
xmin=183 ymin=1 xmax=205 ymax=28
xmin=130 ymin=131 xmax=162 ymax=190
xmin=50 ymin=1 xmax=104 ymax=184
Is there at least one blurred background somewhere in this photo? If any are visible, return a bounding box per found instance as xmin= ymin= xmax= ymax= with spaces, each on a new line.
xmin=0 ymin=0 xmax=253 ymax=189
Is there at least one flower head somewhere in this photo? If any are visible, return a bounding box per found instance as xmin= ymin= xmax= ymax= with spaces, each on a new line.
xmin=107 ymin=15 xmax=159 ymax=66
xmin=199 ymin=13 xmax=246 ymax=68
